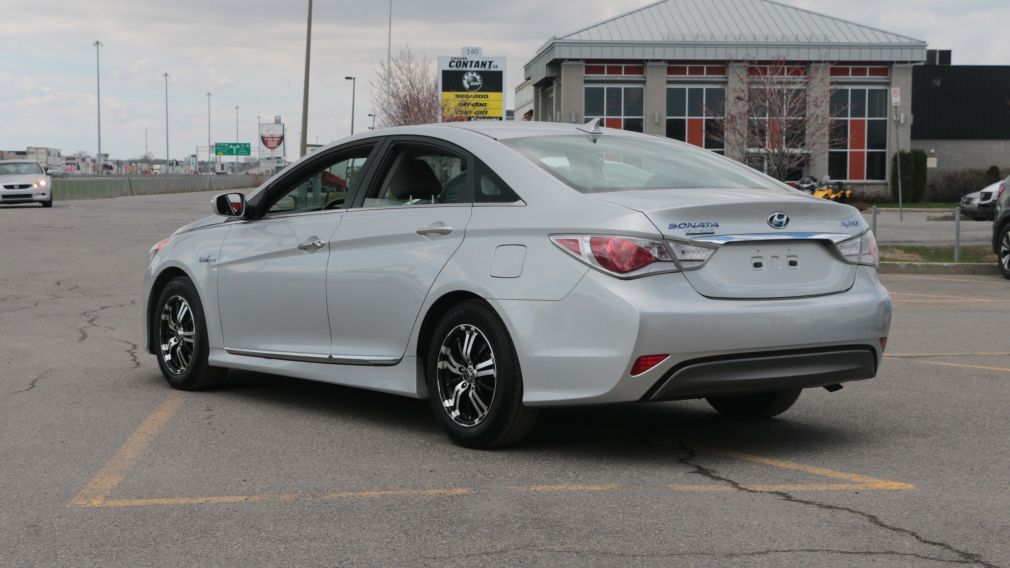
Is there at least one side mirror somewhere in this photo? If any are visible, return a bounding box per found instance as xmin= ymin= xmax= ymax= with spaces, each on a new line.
xmin=214 ymin=192 xmax=247 ymax=217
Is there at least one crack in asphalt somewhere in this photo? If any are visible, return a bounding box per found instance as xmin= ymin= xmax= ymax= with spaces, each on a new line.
xmin=673 ymin=443 xmax=999 ymax=568
xmin=12 ymin=370 xmax=49 ymax=395
xmin=0 ymin=283 xmax=82 ymax=315
xmin=77 ymin=299 xmax=136 ymax=343
xmin=116 ymin=339 xmax=142 ymax=369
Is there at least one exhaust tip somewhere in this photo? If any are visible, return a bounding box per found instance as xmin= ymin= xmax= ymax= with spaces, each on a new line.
xmin=823 ymin=384 xmax=844 ymax=393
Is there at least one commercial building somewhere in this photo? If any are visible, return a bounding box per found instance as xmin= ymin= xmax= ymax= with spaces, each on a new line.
xmin=521 ymin=0 xmax=929 ymax=196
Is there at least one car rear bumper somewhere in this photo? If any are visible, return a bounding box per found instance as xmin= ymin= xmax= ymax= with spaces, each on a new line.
xmin=494 ymin=266 xmax=891 ymax=406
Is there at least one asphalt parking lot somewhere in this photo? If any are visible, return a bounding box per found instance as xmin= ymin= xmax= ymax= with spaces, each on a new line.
xmin=2 ymin=191 xmax=1008 ymax=567
xmin=862 ymin=209 xmax=992 ymax=246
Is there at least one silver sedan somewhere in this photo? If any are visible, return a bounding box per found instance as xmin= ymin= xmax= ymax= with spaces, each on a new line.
xmin=0 ymin=160 xmax=52 ymax=207
xmin=143 ymin=122 xmax=891 ymax=448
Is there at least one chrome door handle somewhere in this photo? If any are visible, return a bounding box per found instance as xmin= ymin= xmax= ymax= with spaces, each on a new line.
xmin=416 ymin=224 xmax=453 ymax=236
xmin=297 ymin=238 xmax=326 ymax=251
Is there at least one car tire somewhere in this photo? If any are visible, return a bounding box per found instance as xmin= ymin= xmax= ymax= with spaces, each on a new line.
xmin=41 ymin=199 xmax=52 ymax=208
xmin=425 ymin=300 xmax=538 ymax=449
xmin=153 ymin=277 xmax=227 ymax=391
xmin=706 ymin=389 xmax=802 ymax=420
xmin=998 ymin=225 xmax=1010 ymax=280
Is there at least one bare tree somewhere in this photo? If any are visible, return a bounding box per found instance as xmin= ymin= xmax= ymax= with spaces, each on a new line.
xmin=716 ymin=59 xmax=838 ymax=181
xmin=371 ymin=47 xmax=440 ymax=128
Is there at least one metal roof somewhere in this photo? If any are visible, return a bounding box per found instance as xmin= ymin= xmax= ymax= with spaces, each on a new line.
xmin=525 ymin=0 xmax=927 ymax=83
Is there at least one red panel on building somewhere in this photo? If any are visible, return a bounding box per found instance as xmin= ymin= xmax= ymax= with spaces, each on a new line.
xmin=868 ymin=67 xmax=890 ymax=77
xmin=706 ymin=66 xmax=727 ymax=76
xmin=606 ymin=118 xmax=623 ymax=129
xmin=624 ymin=65 xmax=645 ymax=75
xmin=586 ymin=65 xmax=606 ymax=75
xmin=688 ymin=66 xmax=706 ymax=76
xmin=849 ymin=151 xmax=866 ymax=181
xmin=687 ymin=119 xmax=705 ymax=147
xmin=849 ymin=119 xmax=867 ymax=150
xmin=830 ymin=67 xmax=850 ymax=77
xmin=606 ymin=66 xmax=623 ymax=75
xmin=668 ymin=66 xmax=688 ymax=76
xmin=851 ymin=67 xmax=869 ymax=77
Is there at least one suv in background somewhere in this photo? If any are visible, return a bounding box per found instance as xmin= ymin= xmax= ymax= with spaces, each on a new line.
xmin=963 ymin=182 xmax=1000 ymax=221
xmin=990 ymin=174 xmax=1010 ymax=278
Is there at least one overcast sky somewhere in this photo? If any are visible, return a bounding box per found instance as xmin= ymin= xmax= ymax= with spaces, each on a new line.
xmin=1 ymin=0 xmax=1006 ymax=162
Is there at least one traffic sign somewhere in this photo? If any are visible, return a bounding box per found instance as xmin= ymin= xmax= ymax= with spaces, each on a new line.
xmin=214 ymin=142 xmax=251 ymax=156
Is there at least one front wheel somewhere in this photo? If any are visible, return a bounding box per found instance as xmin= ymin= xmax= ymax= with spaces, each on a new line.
xmin=41 ymin=199 xmax=52 ymax=208
xmin=425 ymin=300 xmax=538 ymax=449
xmin=998 ymin=225 xmax=1010 ymax=280
xmin=707 ymin=389 xmax=801 ymax=420
xmin=154 ymin=277 xmax=227 ymax=390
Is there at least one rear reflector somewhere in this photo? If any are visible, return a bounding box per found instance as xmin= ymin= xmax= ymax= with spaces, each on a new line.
xmin=631 ymin=354 xmax=669 ymax=376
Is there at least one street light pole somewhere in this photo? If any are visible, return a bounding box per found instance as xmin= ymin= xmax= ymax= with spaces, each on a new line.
xmin=163 ymin=73 xmax=170 ymax=166
xmin=235 ymin=105 xmax=240 ymax=170
xmin=345 ymin=76 xmax=356 ymax=135
xmin=387 ymin=0 xmax=392 ymax=73
xmin=299 ymin=0 xmax=313 ymax=157
xmin=206 ymin=92 xmax=213 ymax=175
xmin=94 ymin=40 xmax=103 ymax=173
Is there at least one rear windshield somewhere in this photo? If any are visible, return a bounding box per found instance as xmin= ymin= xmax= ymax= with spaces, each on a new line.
xmin=0 ymin=162 xmax=44 ymax=176
xmin=503 ymin=135 xmax=783 ymax=193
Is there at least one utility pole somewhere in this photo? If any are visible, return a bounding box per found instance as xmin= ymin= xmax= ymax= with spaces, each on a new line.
xmin=387 ymin=0 xmax=393 ymax=73
xmin=299 ymin=0 xmax=313 ymax=157
xmin=345 ymin=76 xmax=357 ymax=135
xmin=144 ymin=128 xmax=148 ymax=159
xmin=94 ymin=40 xmax=103 ymax=173
xmin=207 ymin=92 xmax=213 ymax=175
xmin=235 ymin=105 xmax=240 ymax=170
xmin=163 ymin=73 xmax=170 ymax=165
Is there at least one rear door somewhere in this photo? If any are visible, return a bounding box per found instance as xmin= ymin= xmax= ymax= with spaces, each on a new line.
xmin=326 ymin=137 xmax=474 ymax=361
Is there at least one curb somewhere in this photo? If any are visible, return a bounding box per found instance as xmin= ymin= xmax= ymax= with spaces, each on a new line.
xmin=878 ymin=262 xmax=1000 ymax=275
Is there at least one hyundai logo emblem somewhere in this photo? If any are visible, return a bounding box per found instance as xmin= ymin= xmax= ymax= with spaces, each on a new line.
xmin=768 ymin=212 xmax=790 ymax=229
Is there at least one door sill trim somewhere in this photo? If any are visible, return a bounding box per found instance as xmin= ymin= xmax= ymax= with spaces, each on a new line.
xmin=225 ymin=348 xmax=401 ymax=366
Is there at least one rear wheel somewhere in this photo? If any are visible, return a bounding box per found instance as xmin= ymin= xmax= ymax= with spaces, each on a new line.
xmin=425 ymin=300 xmax=537 ymax=449
xmin=154 ymin=277 xmax=227 ymax=390
xmin=999 ymin=225 xmax=1010 ymax=280
xmin=707 ymin=389 xmax=801 ymax=420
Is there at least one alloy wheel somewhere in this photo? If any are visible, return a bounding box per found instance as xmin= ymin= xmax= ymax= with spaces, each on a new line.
xmin=436 ymin=323 xmax=497 ymax=428
xmin=1001 ymin=233 xmax=1010 ymax=272
xmin=159 ymin=295 xmax=196 ymax=375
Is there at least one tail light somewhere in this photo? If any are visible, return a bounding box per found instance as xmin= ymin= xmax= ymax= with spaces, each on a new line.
xmin=836 ymin=231 xmax=879 ymax=268
xmin=551 ymin=235 xmax=715 ymax=278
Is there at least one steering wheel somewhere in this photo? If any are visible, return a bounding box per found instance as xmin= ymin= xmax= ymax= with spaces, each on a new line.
xmin=323 ymin=197 xmax=345 ymax=210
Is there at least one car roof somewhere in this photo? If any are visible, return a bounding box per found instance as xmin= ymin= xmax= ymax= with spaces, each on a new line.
xmin=357 ymin=121 xmax=635 ymax=142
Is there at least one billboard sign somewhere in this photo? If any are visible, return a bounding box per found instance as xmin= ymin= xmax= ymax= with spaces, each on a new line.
xmin=259 ymin=121 xmax=286 ymax=159
xmin=438 ymin=51 xmax=506 ymax=121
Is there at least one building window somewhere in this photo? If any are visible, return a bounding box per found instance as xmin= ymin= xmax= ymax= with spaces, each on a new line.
xmin=829 ymin=87 xmax=888 ymax=181
xmin=666 ymin=86 xmax=725 ymax=153
xmin=585 ymin=86 xmax=644 ymax=132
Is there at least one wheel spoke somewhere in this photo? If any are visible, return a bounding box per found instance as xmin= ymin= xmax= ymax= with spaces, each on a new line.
xmin=461 ymin=329 xmax=477 ymax=363
xmin=443 ymin=381 xmax=468 ymax=419
xmin=468 ymin=388 xmax=489 ymax=420
xmin=438 ymin=346 xmax=465 ymax=375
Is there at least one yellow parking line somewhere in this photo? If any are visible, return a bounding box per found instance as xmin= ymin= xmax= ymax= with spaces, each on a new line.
xmin=95 ymin=488 xmax=474 ymax=509
xmin=516 ymin=484 xmax=622 ymax=493
xmin=884 ymin=274 xmax=1003 ymax=285
xmin=704 ymin=449 xmax=913 ymax=490
xmin=668 ymin=483 xmax=897 ymax=492
xmin=894 ymin=359 xmax=1010 ymax=374
xmin=69 ymin=391 xmax=187 ymax=508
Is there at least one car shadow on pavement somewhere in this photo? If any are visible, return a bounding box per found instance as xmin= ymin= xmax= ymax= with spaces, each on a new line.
xmin=210 ymin=370 xmax=866 ymax=460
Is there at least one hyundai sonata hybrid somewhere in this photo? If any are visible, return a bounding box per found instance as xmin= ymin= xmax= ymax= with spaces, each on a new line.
xmin=144 ymin=121 xmax=891 ymax=448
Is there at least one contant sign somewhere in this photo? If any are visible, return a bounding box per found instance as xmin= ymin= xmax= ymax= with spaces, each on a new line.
xmin=438 ymin=53 xmax=506 ymax=121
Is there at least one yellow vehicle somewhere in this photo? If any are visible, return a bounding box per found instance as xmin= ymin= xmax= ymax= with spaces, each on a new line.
xmin=812 ymin=184 xmax=853 ymax=203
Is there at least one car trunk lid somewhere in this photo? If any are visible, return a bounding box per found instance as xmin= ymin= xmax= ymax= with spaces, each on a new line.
xmin=594 ymin=188 xmax=865 ymax=299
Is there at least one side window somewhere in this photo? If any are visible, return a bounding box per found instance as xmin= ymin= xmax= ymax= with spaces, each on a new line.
xmin=476 ymin=167 xmax=522 ymax=204
xmin=359 ymin=144 xmax=468 ymax=208
xmin=265 ymin=146 xmax=373 ymax=216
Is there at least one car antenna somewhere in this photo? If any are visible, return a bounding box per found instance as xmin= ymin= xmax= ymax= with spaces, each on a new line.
xmin=577 ymin=118 xmax=603 ymax=143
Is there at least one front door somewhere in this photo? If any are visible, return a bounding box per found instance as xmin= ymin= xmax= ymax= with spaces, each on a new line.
xmin=216 ymin=144 xmax=376 ymax=357
xmin=327 ymin=140 xmax=473 ymax=361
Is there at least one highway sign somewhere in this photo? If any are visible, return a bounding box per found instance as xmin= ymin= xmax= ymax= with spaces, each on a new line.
xmin=214 ymin=143 xmax=251 ymax=156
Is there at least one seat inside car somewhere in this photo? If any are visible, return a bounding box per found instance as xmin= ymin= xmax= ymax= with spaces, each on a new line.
xmin=387 ymin=157 xmax=442 ymax=203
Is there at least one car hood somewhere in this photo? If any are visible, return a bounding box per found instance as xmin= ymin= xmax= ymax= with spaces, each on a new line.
xmin=591 ymin=187 xmax=866 ymax=239
xmin=0 ymin=174 xmax=46 ymax=185
xmin=172 ymin=214 xmax=230 ymax=236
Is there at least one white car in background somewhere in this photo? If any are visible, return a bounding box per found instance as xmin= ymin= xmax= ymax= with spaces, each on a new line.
xmin=144 ymin=122 xmax=892 ymax=449
xmin=0 ymin=160 xmax=52 ymax=207
xmin=961 ymin=181 xmax=1000 ymax=221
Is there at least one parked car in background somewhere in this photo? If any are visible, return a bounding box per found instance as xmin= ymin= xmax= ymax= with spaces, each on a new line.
xmin=990 ymin=175 xmax=1010 ymax=278
xmin=962 ymin=182 xmax=1000 ymax=221
xmin=0 ymin=160 xmax=52 ymax=207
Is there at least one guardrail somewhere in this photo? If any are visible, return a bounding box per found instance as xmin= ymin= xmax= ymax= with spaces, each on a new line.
xmin=52 ymin=175 xmax=268 ymax=201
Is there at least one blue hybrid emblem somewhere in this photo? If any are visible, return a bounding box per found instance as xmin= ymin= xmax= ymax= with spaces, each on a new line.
xmin=767 ymin=212 xmax=790 ymax=229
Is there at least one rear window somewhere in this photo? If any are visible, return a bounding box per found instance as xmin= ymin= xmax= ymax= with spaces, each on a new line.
xmin=503 ymin=135 xmax=783 ymax=193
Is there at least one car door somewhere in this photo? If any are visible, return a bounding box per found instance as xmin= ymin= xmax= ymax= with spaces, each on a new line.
xmin=326 ymin=138 xmax=474 ymax=361
xmin=216 ymin=143 xmax=378 ymax=359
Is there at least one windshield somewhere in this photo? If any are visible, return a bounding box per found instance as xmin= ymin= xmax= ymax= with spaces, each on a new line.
xmin=0 ymin=162 xmax=44 ymax=176
xmin=504 ymin=135 xmax=784 ymax=193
